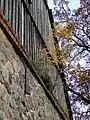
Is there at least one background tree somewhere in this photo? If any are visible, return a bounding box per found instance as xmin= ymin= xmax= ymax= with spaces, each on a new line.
xmin=53 ymin=0 xmax=90 ymax=119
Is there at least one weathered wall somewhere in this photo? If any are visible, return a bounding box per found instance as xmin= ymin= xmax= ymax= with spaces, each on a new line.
xmin=0 ymin=29 xmax=64 ymax=120
xmin=0 ymin=0 xmax=72 ymax=119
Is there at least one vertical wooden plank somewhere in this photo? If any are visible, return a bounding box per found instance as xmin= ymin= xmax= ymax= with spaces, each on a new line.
xmin=31 ymin=0 xmax=33 ymax=17
xmin=15 ymin=0 xmax=19 ymax=38
xmin=21 ymin=3 xmax=24 ymax=45
xmin=36 ymin=31 xmax=40 ymax=59
xmin=40 ymin=0 xmax=42 ymax=37
xmin=28 ymin=0 xmax=31 ymax=10
xmin=4 ymin=0 xmax=8 ymax=19
xmin=34 ymin=0 xmax=35 ymax=20
xmin=35 ymin=0 xmax=37 ymax=25
xmin=8 ymin=0 xmax=12 ymax=25
xmin=31 ymin=22 xmax=33 ymax=60
xmin=43 ymin=2 xmax=46 ymax=41
xmin=46 ymin=10 xmax=49 ymax=37
xmin=37 ymin=31 xmax=40 ymax=59
xmin=36 ymin=0 xmax=38 ymax=26
xmin=34 ymin=27 xmax=37 ymax=60
xmin=28 ymin=17 xmax=31 ymax=56
xmin=44 ymin=6 xmax=47 ymax=41
xmin=41 ymin=0 xmax=44 ymax=38
xmin=23 ymin=6 xmax=26 ymax=49
xmin=28 ymin=18 xmax=30 ymax=55
xmin=32 ymin=24 xmax=34 ymax=60
xmin=29 ymin=18 xmax=32 ymax=58
xmin=2 ymin=0 xmax=5 ymax=15
xmin=37 ymin=0 xmax=40 ymax=32
xmin=8 ymin=0 xmax=10 ymax=22
xmin=29 ymin=20 xmax=32 ymax=60
xmin=0 ymin=0 xmax=4 ymax=10
xmin=39 ymin=0 xmax=41 ymax=34
xmin=35 ymin=29 xmax=40 ymax=60
xmin=25 ymin=12 xmax=28 ymax=53
xmin=6 ymin=0 xmax=9 ymax=22
xmin=33 ymin=27 xmax=35 ymax=60
xmin=27 ymin=15 xmax=30 ymax=54
xmin=35 ymin=30 xmax=38 ymax=59
xmin=15 ymin=0 xmax=17 ymax=34
xmin=11 ymin=0 xmax=16 ymax=34
xmin=32 ymin=0 xmax=35 ymax=20
xmin=18 ymin=0 xmax=22 ymax=42
xmin=41 ymin=1 xmax=44 ymax=39
xmin=46 ymin=10 xmax=49 ymax=39
xmin=39 ymin=37 xmax=42 ymax=59
xmin=11 ymin=0 xmax=13 ymax=29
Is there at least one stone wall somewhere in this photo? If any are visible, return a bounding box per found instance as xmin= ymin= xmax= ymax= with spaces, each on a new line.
xmin=0 ymin=29 xmax=65 ymax=120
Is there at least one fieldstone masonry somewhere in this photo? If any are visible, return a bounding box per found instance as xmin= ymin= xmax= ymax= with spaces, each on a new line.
xmin=0 ymin=29 xmax=63 ymax=120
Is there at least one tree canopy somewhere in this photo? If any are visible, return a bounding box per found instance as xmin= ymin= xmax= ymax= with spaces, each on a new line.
xmin=53 ymin=0 xmax=90 ymax=119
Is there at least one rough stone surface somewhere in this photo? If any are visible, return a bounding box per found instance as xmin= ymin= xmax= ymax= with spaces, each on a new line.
xmin=0 ymin=29 xmax=66 ymax=119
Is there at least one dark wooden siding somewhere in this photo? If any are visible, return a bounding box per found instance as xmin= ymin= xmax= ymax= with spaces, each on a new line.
xmin=0 ymin=0 xmax=52 ymax=76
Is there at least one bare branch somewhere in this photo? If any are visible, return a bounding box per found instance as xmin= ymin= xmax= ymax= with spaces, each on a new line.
xmin=67 ymin=86 xmax=90 ymax=104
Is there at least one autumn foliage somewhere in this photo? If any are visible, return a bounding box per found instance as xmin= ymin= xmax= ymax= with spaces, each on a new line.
xmin=53 ymin=0 xmax=90 ymax=119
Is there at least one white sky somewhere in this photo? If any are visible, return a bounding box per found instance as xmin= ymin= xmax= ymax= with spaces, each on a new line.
xmin=48 ymin=0 xmax=80 ymax=10
xmin=48 ymin=0 xmax=54 ymax=9
xmin=68 ymin=0 xmax=80 ymax=10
